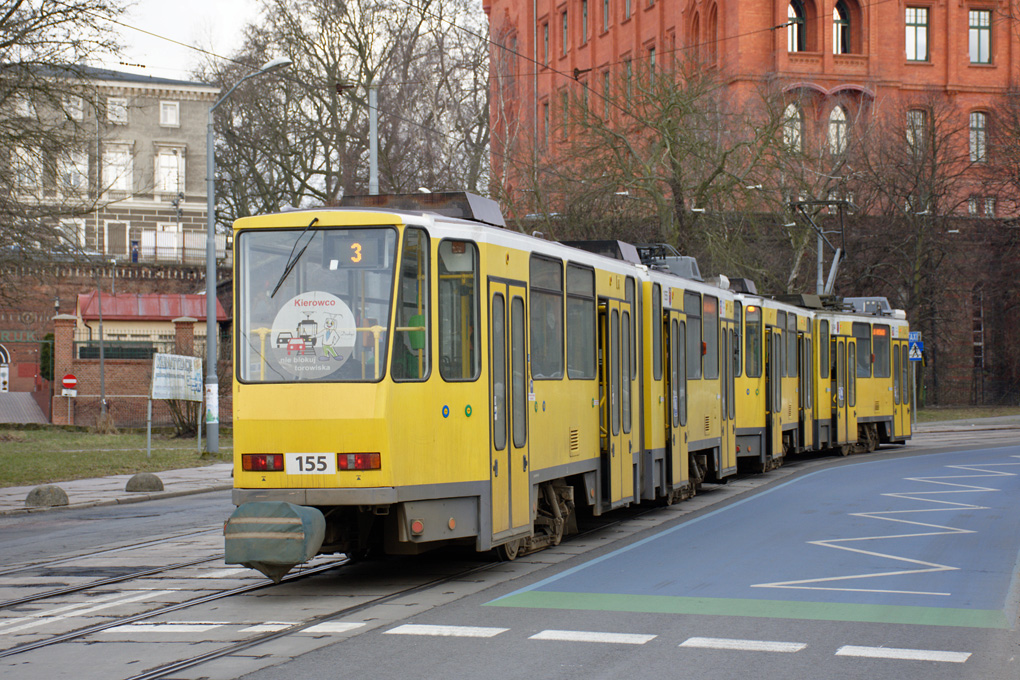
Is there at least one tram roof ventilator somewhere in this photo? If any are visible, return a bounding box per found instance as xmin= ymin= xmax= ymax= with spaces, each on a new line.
xmin=340 ymin=191 xmax=506 ymax=228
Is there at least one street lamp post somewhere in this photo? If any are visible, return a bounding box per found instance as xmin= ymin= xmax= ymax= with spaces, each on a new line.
xmin=205 ymin=56 xmax=292 ymax=454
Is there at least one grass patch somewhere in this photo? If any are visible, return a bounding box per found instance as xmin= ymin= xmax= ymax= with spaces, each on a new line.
xmin=916 ymin=406 xmax=1020 ymax=423
xmin=0 ymin=427 xmax=232 ymax=488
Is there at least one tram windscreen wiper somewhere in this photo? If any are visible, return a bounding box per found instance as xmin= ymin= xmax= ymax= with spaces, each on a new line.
xmin=270 ymin=217 xmax=320 ymax=298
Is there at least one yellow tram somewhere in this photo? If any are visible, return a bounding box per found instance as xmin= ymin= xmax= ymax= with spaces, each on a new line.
xmin=224 ymin=193 xmax=910 ymax=581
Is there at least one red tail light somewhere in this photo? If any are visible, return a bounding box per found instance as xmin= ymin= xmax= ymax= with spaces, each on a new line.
xmin=242 ymin=454 xmax=284 ymax=471
xmin=338 ymin=453 xmax=381 ymax=470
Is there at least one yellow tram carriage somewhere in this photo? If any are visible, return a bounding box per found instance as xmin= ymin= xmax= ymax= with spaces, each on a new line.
xmin=224 ymin=193 xmax=911 ymax=580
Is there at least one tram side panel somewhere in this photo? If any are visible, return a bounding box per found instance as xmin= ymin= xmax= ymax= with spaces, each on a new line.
xmin=734 ymin=300 xmax=769 ymax=469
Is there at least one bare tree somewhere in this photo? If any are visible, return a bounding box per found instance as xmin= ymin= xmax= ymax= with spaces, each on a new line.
xmin=196 ymin=0 xmax=489 ymax=231
xmin=0 ymin=0 xmax=125 ymax=298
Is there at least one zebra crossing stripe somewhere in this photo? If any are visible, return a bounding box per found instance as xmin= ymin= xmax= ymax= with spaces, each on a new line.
xmin=385 ymin=624 xmax=508 ymax=638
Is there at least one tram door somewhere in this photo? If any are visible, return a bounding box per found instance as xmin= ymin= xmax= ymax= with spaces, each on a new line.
xmin=893 ymin=341 xmax=911 ymax=437
xmin=720 ymin=321 xmax=736 ymax=474
xmin=488 ymin=282 xmax=531 ymax=537
xmin=598 ymin=299 xmax=634 ymax=506
xmin=832 ymin=338 xmax=858 ymax=445
xmin=799 ymin=333 xmax=814 ymax=449
xmin=665 ymin=312 xmax=688 ymax=490
xmin=765 ymin=328 xmax=783 ymax=460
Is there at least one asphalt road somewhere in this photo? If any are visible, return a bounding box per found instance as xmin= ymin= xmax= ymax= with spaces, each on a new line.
xmin=233 ymin=443 xmax=1020 ymax=680
xmin=0 ymin=491 xmax=233 ymax=565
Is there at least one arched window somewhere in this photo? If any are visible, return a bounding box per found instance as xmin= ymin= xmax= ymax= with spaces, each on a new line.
xmin=707 ymin=4 xmax=719 ymax=65
xmin=788 ymin=1 xmax=806 ymax=52
xmin=784 ymin=103 xmax=804 ymax=151
xmin=691 ymin=12 xmax=701 ymax=61
xmin=833 ymin=1 xmax=850 ymax=54
xmin=828 ymin=106 xmax=848 ymax=154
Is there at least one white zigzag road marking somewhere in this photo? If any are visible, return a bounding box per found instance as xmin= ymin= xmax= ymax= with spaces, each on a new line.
xmin=751 ymin=458 xmax=1020 ymax=595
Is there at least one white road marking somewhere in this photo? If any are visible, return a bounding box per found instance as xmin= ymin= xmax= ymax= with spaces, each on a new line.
xmin=0 ymin=590 xmax=175 ymax=635
xmin=301 ymin=622 xmax=366 ymax=634
xmin=103 ymin=622 xmax=225 ymax=633
xmin=680 ymin=637 xmax=807 ymax=653
xmin=385 ymin=624 xmax=508 ymax=638
xmin=530 ymin=629 xmax=656 ymax=644
xmin=241 ymin=622 xmax=297 ymax=632
xmin=836 ymin=645 xmax=971 ymax=663
xmin=197 ymin=568 xmax=251 ymax=579
xmin=753 ymin=460 xmax=1020 ymax=595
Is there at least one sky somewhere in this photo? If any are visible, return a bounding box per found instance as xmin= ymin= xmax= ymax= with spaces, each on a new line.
xmin=102 ymin=0 xmax=262 ymax=81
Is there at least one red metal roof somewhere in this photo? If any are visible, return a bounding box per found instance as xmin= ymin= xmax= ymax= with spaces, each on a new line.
xmin=77 ymin=293 xmax=229 ymax=322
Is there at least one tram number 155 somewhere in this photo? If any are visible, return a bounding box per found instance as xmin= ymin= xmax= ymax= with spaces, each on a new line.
xmin=284 ymin=452 xmax=337 ymax=475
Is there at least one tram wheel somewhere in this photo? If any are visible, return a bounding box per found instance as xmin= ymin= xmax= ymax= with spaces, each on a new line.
xmin=497 ymin=538 xmax=522 ymax=561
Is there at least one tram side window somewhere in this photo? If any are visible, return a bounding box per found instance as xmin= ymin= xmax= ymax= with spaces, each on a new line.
xmin=852 ymin=322 xmax=872 ymax=378
xmin=626 ymin=277 xmax=636 ymax=381
xmin=902 ymin=345 xmax=910 ymax=404
xmin=685 ymin=291 xmax=702 ymax=379
xmin=566 ymin=263 xmax=596 ymax=379
xmin=848 ymin=343 xmax=857 ymax=406
xmin=819 ymin=320 xmax=830 ymax=379
xmin=622 ymin=309 xmax=631 ymax=433
xmin=776 ymin=311 xmax=787 ymax=377
xmin=703 ymin=295 xmax=719 ymax=379
xmin=734 ymin=301 xmax=742 ymax=377
xmin=745 ymin=305 xmax=762 ymax=378
xmin=530 ymin=256 xmax=564 ymax=379
xmin=652 ymin=283 xmax=662 ymax=380
xmin=438 ymin=240 xmax=480 ymax=381
xmin=391 ymin=228 xmax=431 ymax=381
xmin=787 ymin=313 xmax=798 ymax=378
xmin=873 ymin=325 xmax=891 ymax=378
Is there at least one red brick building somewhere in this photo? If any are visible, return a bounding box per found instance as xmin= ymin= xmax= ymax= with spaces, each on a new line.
xmin=483 ymin=0 xmax=1020 ymax=404
xmin=485 ymin=0 xmax=1018 ymax=207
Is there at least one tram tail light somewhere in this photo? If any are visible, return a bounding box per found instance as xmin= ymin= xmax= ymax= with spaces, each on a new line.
xmin=242 ymin=454 xmax=284 ymax=471
xmin=338 ymin=453 xmax=381 ymax=471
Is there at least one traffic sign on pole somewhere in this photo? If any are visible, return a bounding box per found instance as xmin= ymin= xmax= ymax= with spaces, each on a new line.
xmin=908 ymin=341 xmax=923 ymax=361
xmin=61 ymin=374 xmax=77 ymax=390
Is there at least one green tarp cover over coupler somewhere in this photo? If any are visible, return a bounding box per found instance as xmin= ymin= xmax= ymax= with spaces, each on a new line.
xmin=224 ymin=501 xmax=326 ymax=582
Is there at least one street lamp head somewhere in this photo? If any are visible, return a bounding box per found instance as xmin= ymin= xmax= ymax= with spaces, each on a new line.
xmin=259 ymin=57 xmax=293 ymax=75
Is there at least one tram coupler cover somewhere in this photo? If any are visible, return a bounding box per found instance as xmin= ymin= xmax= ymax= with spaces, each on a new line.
xmin=224 ymin=502 xmax=326 ymax=583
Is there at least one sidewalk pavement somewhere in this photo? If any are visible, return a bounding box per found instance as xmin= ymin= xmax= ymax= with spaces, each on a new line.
xmin=0 ymin=463 xmax=233 ymax=516
xmin=1 ymin=417 xmax=1018 ymax=517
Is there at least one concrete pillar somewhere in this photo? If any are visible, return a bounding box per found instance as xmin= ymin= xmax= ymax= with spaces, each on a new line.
xmin=51 ymin=314 xmax=78 ymax=425
xmin=173 ymin=316 xmax=197 ymax=356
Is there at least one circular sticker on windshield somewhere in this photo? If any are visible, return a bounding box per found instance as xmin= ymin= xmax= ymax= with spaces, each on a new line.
xmin=271 ymin=292 xmax=356 ymax=377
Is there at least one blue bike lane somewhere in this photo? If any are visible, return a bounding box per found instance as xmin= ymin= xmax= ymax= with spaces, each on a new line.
xmin=489 ymin=447 xmax=1020 ymax=628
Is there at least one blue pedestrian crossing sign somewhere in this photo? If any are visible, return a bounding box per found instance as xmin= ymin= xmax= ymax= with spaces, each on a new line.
xmin=908 ymin=340 xmax=923 ymax=361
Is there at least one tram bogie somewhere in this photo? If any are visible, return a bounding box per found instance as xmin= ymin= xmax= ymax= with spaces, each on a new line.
xmin=224 ymin=192 xmax=911 ymax=581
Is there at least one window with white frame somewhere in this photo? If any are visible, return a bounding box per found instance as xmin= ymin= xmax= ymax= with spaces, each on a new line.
xmin=603 ymin=0 xmax=609 ymax=32
xmin=160 ymin=101 xmax=180 ymax=127
xmin=64 ymin=96 xmax=84 ymax=121
xmin=788 ymin=1 xmax=806 ymax=52
xmin=155 ymin=147 xmax=185 ymax=194
xmin=58 ymin=149 xmax=88 ymax=192
xmin=833 ymin=1 xmax=850 ymax=54
xmin=107 ymin=97 xmax=128 ymax=124
xmin=970 ymin=111 xmax=987 ymax=162
xmin=783 ymin=103 xmax=803 ymax=152
xmin=968 ymin=197 xmax=978 ymax=214
xmin=828 ymin=106 xmax=848 ymax=154
xmin=969 ymin=10 xmax=990 ymax=64
xmin=59 ymin=219 xmax=85 ymax=248
xmin=103 ymin=145 xmax=132 ymax=192
xmin=984 ymin=197 xmax=995 ymax=216
xmin=581 ymin=0 xmax=588 ymax=42
xmin=12 ymin=145 xmax=41 ymax=190
xmin=905 ymin=7 xmax=928 ymax=61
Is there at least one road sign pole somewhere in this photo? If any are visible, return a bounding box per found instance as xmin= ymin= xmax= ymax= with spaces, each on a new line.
xmin=912 ymin=362 xmax=917 ymax=428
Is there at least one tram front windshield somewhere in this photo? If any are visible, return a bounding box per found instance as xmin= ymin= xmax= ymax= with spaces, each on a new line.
xmin=237 ymin=225 xmax=398 ymax=383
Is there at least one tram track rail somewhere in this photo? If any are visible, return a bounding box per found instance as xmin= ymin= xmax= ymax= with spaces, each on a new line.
xmin=0 ymin=527 xmax=222 ymax=578
xmin=0 ymin=557 xmax=351 ymax=660
xmin=0 ymin=556 xmax=222 ymax=609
